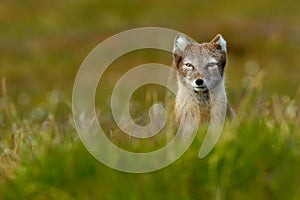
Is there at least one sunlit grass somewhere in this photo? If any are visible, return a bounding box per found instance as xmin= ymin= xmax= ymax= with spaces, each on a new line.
xmin=1 ymin=70 xmax=300 ymax=199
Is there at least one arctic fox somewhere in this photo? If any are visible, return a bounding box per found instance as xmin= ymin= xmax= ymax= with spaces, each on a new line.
xmin=173 ymin=33 xmax=233 ymax=123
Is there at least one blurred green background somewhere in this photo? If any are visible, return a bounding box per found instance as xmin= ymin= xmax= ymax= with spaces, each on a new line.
xmin=1 ymin=0 xmax=300 ymax=199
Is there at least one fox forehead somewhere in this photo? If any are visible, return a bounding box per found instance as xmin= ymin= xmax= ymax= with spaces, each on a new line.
xmin=173 ymin=33 xmax=227 ymax=77
xmin=182 ymin=44 xmax=221 ymax=65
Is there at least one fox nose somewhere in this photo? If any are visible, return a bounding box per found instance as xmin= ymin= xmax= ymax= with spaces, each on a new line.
xmin=195 ymin=79 xmax=204 ymax=86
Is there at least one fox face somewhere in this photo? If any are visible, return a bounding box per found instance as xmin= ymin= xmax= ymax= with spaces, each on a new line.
xmin=173 ymin=34 xmax=227 ymax=93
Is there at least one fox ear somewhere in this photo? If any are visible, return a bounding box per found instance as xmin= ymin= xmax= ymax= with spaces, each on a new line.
xmin=173 ymin=34 xmax=192 ymax=54
xmin=210 ymin=34 xmax=227 ymax=52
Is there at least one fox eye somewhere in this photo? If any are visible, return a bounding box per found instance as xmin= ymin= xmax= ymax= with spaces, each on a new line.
xmin=207 ymin=62 xmax=218 ymax=68
xmin=184 ymin=63 xmax=194 ymax=69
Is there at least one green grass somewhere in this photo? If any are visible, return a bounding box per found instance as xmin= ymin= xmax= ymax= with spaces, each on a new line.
xmin=1 ymin=0 xmax=300 ymax=199
xmin=1 ymin=87 xmax=300 ymax=199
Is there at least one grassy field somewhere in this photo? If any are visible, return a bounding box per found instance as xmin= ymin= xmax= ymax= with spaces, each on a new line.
xmin=1 ymin=0 xmax=300 ymax=199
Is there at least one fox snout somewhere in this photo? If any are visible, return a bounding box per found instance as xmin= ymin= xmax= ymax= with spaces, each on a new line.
xmin=195 ymin=79 xmax=204 ymax=86
xmin=191 ymin=78 xmax=208 ymax=92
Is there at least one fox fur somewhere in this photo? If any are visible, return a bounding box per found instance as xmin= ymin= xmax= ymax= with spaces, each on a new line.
xmin=173 ymin=33 xmax=233 ymax=123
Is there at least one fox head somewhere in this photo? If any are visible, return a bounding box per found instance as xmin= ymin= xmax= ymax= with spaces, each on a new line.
xmin=173 ymin=34 xmax=227 ymax=93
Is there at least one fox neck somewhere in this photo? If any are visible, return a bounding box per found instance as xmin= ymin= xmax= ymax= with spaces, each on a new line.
xmin=175 ymin=77 xmax=227 ymax=123
xmin=175 ymin=79 xmax=210 ymax=123
xmin=178 ymin=80 xmax=210 ymax=106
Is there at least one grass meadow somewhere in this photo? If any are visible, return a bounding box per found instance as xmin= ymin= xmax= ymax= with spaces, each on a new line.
xmin=1 ymin=0 xmax=300 ymax=199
